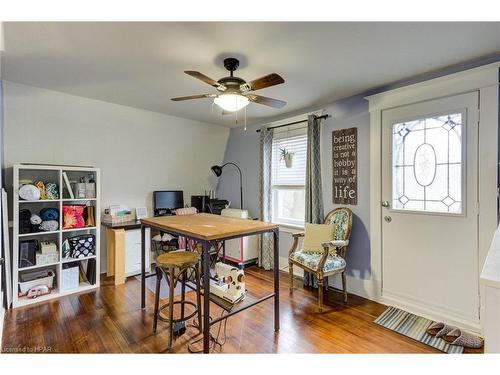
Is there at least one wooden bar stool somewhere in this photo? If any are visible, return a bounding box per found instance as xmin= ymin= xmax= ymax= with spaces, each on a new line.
xmin=152 ymin=251 xmax=203 ymax=352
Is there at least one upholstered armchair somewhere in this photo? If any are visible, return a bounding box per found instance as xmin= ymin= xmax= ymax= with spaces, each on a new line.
xmin=288 ymin=207 xmax=353 ymax=312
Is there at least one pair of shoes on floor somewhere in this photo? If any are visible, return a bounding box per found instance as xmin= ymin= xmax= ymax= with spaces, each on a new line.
xmin=426 ymin=322 xmax=484 ymax=348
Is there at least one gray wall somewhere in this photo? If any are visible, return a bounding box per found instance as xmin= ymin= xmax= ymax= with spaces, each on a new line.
xmin=217 ymin=95 xmax=371 ymax=280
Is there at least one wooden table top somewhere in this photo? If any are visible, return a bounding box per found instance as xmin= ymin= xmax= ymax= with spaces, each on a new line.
xmin=140 ymin=213 xmax=278 ymax=241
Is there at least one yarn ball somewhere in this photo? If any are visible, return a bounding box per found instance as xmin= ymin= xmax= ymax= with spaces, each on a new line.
xmin=30 ymin=214 xmax=42 ymax=225
xmin=19 ymin=184 xmax=40 ymax=201
xmin=35 ymin=181 xmax=46 ymax=200
xmin=45 ymin=182 xmax=59 ymax=200
xmin=19 ymin=209 xmax=32 ymax=220
xmin=40 ymin=208 xmax=59 ymax=221
xmin=39 ymin=220 xmax=59 ymax=232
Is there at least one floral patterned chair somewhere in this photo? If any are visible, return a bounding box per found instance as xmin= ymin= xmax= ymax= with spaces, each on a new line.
xmin=288 ymin=207 xmax=353 ymax=312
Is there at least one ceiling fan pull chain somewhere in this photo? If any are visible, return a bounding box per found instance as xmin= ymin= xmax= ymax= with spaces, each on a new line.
xmin=244 ymin=106 xmax=247 ymax=131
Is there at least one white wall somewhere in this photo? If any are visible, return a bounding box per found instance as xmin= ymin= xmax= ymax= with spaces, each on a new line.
xmin=3 ymin=81 xmax=230 ymax=270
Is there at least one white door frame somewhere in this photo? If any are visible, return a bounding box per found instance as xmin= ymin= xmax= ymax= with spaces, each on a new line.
xmin=366 ymin=63 xmax=499 ymax=332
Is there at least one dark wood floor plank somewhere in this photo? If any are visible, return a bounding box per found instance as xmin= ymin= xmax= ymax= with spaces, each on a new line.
xmin=1 ymin=267 xmax=481 ymax=353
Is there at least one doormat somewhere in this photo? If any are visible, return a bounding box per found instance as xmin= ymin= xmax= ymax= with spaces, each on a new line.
xmin=374 ymin=306 xmax=464 ymax=354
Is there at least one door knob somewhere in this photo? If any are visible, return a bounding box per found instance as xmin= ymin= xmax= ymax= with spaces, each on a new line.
xmin=381 ymin=201 xmax=390 ymax=208
xmin=384 ymin=216 xmax=392 ymax=223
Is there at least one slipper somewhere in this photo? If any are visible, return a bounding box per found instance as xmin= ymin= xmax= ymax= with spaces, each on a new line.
xmin=435 ymin=324 xmax=456 ymax=338
xmin=426 ymin=322 xmax=444 ymax=336
xmin=426 ymin=322 xmax=455 ymax=338
xmin=442 ymin=328 xmax=484 ymax=348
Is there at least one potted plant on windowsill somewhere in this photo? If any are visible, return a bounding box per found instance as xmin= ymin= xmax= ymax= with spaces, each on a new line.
xmin=280 ymin=148 xmax=294 ymax=168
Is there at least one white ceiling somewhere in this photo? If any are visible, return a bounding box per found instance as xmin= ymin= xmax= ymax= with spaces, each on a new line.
xmin=3 ymin=22 xmax=500 ymax=127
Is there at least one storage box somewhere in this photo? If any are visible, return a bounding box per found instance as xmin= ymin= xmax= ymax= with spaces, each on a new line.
xmin=36 ymin=252 xmax=59 ymax=266
xmin=102 ymin=213 xmax=135 ymax=224
xmin=19 ymin=269 xmax=55 ymax=294
xmin=40 ymin=240 xmax=57 ymax=254
xmin=61 ymin=263 xmax=79 ymax=291
xmin=85 ymin=183 xmax=96 ymax=198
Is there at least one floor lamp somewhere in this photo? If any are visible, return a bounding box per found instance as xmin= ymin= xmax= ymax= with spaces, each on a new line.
xmin=211 ymin=162 xmax=243 ymax=209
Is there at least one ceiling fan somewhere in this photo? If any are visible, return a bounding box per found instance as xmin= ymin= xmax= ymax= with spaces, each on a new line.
xmin=171 ymin=57 xmax=286 ymax=112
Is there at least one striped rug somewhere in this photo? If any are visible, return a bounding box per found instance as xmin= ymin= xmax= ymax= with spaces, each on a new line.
xmin=374 ymin=306 xmax=464 ymax=354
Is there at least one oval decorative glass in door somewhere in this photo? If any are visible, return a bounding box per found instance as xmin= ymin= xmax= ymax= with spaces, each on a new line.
xmin=413 ymin=143 xmax=437 ymax=187
xmin=392 ymin=113 xmax=463 ymax=213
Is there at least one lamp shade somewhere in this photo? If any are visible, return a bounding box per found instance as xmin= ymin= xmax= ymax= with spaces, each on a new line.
xmin=211 ymin=165 xmax=223 ymax=177
xmin=214 ymin=93 xmax=249 ymax=112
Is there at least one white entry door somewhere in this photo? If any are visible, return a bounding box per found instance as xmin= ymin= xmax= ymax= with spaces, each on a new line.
xmin=381 ymin=91 xmax=480 ymax=326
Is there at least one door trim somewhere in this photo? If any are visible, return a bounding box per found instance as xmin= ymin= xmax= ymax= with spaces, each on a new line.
xmin=366 ymin=62 xmax=499 ymax=332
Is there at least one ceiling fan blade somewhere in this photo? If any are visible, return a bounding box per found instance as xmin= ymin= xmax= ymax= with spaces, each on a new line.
xmin=247 ymin=94 xmax=286 ymax=109
xmin=185 ymin=71 xmax=226 ymax=91
xmin=240 ymin=73 xmax=285 ymax=92
xmin=171 ymin=94 xmax=215 ymax=101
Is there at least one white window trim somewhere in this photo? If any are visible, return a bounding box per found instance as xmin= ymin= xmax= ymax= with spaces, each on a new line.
xmin=271 ymin=133 xmax=307 ymax=227
xmin=278 ymin=223 xmax=305 ymax=233
xmin=267 ymin=110 xmax=325 ymax=229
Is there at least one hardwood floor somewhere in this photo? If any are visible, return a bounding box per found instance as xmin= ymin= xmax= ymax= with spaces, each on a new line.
xmin=1 ymin=267 xmax=481 ymax=353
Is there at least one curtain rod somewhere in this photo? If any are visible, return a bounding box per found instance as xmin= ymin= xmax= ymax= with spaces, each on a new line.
xmin=256 ymin=114 xmax=330 ymax=133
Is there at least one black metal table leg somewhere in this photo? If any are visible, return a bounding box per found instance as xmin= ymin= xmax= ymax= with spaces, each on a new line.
xmin=273 ymin=228 xmax=280 ymax=331
xmin=141 ymin=225 xmax=146 ymax=309
xmin=202 ymin=240 xmax=210 ymax=353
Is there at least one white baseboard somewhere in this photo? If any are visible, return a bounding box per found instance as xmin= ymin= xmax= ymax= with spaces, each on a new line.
xmin=330 ymin=273 xmax=383 ymax=302
xmin=279 ymin=256 xmax=383 ymax=302
xmin=382 ymin=291 xmax=481 ymax=333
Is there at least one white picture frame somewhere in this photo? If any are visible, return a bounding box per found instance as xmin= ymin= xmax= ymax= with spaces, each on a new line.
xmin=136 ymin=207 xmax=148 ymax=220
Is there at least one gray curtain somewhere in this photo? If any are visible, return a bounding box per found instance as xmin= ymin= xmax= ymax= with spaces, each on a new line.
xmin=303 ymin=114 xmax=324 ymax=287
xmin=259 ymin=126 xmax=274 ymax=270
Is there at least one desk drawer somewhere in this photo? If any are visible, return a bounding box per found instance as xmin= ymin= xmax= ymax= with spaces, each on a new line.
xmin=125 ymin=228 xmax=150 ymax=277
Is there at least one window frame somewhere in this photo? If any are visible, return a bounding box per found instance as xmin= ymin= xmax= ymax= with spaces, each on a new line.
xmin=388 ymin=108 xmax=467 ymax=217
xmin=270 ymin=129 xmax=308 ymax=227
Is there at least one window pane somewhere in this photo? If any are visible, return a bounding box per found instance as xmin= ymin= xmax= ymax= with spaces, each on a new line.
xmin=392 ymin=113 xmax=463 ymax=214
xmin=271 ymin=134 xmax=307 ymax=186
xmin=273 ymin=188 xmax=305 ymax=225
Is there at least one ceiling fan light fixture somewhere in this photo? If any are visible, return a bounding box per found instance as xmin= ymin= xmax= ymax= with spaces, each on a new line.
xmin=214 ymin=93 xmax=249 ymax=112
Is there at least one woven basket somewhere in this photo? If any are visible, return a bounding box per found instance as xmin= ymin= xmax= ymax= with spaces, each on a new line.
xmin=102 ymin=213 xmax=135 ymax=224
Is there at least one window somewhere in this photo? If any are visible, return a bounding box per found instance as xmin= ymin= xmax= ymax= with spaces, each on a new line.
xmin=392 ymin=112 xmax=464 ymax=214
xmin=271 ymin=130 xmax=307 ymax=226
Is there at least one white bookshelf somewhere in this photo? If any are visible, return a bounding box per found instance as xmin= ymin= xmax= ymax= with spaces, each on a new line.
xmin=12 ymin=164 xmax=100 ymax=308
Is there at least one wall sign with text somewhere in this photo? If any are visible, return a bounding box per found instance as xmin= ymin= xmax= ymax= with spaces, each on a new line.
xmin=332 ymin=127 xmax=357 ymax=205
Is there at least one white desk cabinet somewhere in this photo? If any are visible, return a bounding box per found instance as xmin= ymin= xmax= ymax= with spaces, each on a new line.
xmin=125 ymin=228 xmax=150 ymax=277
xmin=105 ymin=222 xmax=150 ymax=285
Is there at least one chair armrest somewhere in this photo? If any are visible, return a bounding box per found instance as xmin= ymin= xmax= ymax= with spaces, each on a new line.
xmin=292 ymin=231 xmax=305 ymax=239
xmin=288 ymin=232 xmax=305 ymax=256
xmin=321 ymin=239 xmax=349 ymax=248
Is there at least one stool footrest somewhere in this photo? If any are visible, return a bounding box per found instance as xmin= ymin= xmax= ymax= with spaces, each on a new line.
xmin=158 ymin=300 xmax=199 ymax=323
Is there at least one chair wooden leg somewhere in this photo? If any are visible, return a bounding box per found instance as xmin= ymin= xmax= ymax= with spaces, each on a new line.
xmin=289 ymin=261 xmax=294 ymax=293
xmin=342 ymin=271 xmax=347 ymax=303
xmin=317 ymin=277 xmax=324 ymax=312
xmin=153 ymin=267 xmax=162 ymax=334
xmin=167 ymin=266 xmax=175 ymax=352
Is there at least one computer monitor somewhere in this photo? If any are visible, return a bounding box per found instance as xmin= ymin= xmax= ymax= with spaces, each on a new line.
xmin=153 ymin=191 xmax=184 ymax=215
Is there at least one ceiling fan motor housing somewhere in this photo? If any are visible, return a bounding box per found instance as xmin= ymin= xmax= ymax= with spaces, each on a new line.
xmin=223 ymin=57 xmax=240 ymax=74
